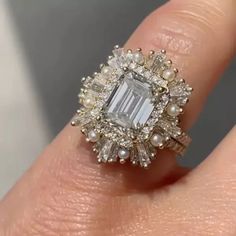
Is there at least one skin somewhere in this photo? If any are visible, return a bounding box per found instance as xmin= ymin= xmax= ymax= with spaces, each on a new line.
xmin=1 ymin=0 xmax=236 ymax=235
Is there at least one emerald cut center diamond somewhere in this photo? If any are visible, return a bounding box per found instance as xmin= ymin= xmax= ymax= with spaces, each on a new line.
xmin=105 ymin=72 xmax=154 ymax=129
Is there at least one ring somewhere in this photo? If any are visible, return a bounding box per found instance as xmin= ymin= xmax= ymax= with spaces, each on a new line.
xmin=71 ymin=45 xmax=193 ymax=168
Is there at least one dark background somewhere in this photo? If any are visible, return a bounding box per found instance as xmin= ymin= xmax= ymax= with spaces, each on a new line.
xmin=8 ymin=0 xmax=236 ymax=167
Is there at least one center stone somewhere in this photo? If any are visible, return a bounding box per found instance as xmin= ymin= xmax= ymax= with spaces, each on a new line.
xmin=105 ymin=72 xmax=154 ymax=129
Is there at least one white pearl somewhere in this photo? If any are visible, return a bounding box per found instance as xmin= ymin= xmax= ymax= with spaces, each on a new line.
xmin=83 ymin=97 xmax=95 ymax=108
xmin=133 ymin=52 xmax=144 ymax=64
xmin=101 ymin=66 xmax=113 ymax=75
xmin=150 ymin=133 xmax=163 ymax=147
xmin=166 ymin=104 xmax=180 ymax=117
xmin=162 ymin=69 xmax=176 ymax=81
xmin=88 ymin=130 xmax=99 ymax=142
xmin=118 ymin=148 xmax=129 ymax=160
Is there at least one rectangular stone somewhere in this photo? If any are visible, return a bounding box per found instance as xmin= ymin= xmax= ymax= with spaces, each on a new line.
xmin=105 ymin=72 xmax=154 ymax=129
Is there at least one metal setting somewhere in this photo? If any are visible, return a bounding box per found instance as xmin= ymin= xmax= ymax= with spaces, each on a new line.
xmin=71 ymin=46 xmax=193 ymax=168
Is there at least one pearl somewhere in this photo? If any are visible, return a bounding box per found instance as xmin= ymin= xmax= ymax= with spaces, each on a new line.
xmin=88 ymin=130 xmax=99 ymax=142
xmin=83 ymin=97 xmax=95 ymax=108
xmin=118 ymin=147 xmax=129 ymax=160
xmin=101 ymin=66 xmax=113 ymax=75
xmin=166 ymin=104 xmax=180 ymax=117
xmin=162 ymin=69 xmax=176 ymax=81
xmin=133 ymin=52 xmax=144 ymax=64
xmin=150 ymin=133 xmax=163 ymax=147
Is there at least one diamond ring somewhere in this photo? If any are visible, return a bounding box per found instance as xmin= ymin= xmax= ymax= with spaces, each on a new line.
xmin=71 ymin=46 xmax=193 ymax=168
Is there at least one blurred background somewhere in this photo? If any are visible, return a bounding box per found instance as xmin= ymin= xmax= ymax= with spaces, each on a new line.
xmin=0 ymin=0 xmax=235 ymax=198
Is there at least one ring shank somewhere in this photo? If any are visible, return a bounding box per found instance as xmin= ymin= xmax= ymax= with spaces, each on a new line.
xmin=166 ymin=132 xmax=191 ymax=156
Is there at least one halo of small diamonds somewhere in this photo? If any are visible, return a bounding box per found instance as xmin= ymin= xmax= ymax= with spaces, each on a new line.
xmin=72 ymin=46 xmax=192 ymax=168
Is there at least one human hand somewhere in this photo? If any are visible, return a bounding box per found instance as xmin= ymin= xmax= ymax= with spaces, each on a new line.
xmin=1 ymin=0 xmax=236 ymax=235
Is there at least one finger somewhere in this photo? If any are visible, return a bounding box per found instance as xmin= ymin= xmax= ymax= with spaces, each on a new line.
xmin=1 ymin=0 xmax=236 ymax=235
xmin=137 ymin=126 xmax=236 ymax=236
xmin=126 ymin=0 xmax=236 ymax=128
xmin=94 ymin=126 xmax=236 ymax=236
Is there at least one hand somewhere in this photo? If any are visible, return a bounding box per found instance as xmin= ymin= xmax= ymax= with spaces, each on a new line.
xmin=1 ymin=0 xmax=236 ymax=235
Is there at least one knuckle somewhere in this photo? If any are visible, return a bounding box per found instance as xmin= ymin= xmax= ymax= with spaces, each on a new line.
xmin=144 ymin=12 xmax=197 ymax=60
xmin=145 ymin=0 xmax=231 ymax=58
xmin=150 ymin=24 xmax=195 ymax=57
